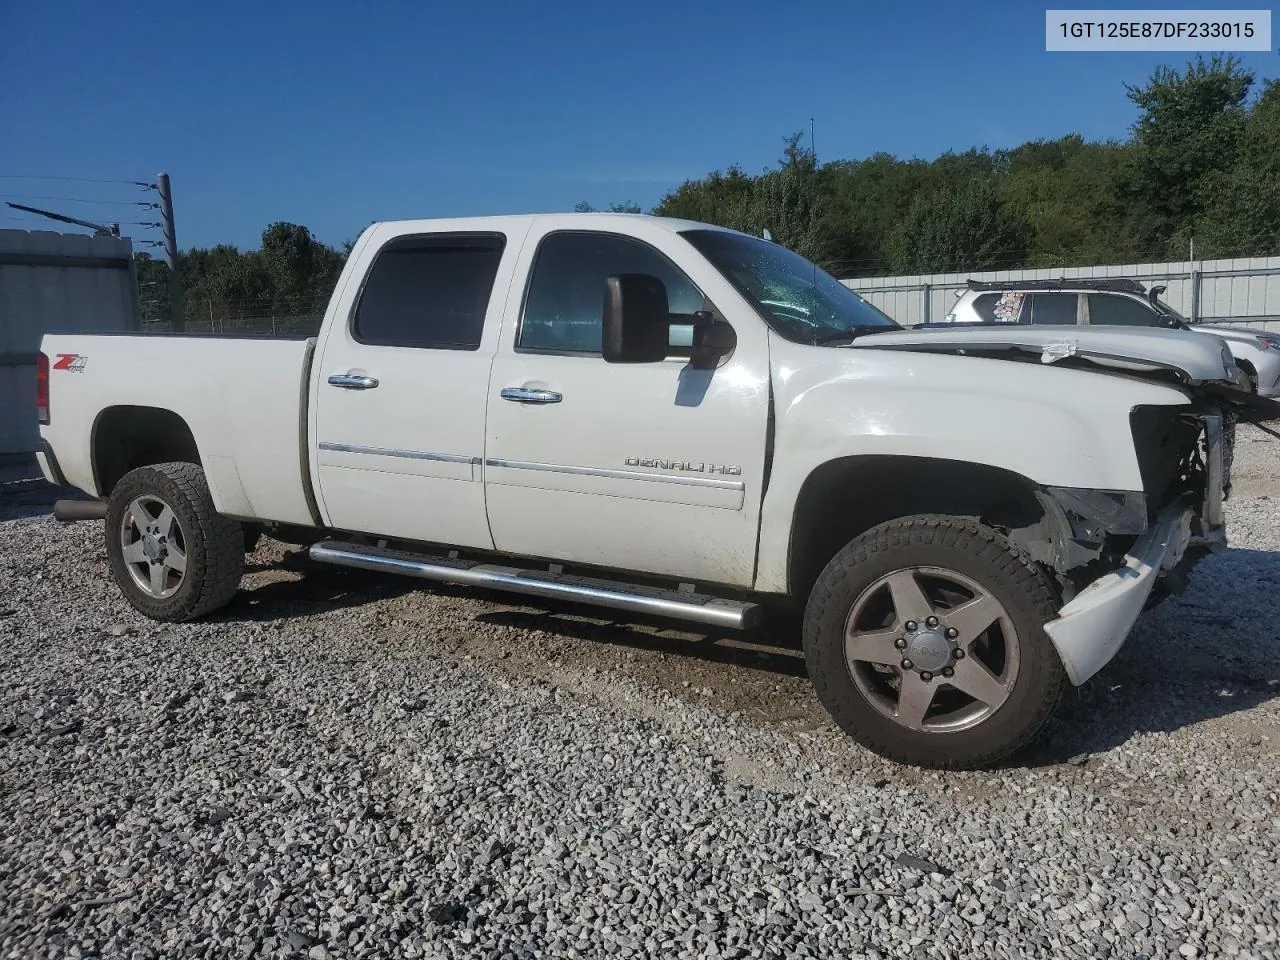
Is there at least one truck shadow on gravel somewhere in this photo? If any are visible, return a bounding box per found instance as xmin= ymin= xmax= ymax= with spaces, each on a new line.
xmin=0 ymin=470 xmax=92 ymax=522
xmin=220 ymin=553 xmax=420 ymax=617
xmin=225 ymin=554 xmax=812 ymax=683
xmin=1024 ymin=670 xmax=1280 ymax=768
xmin=222 ymin=543 xmax=1280 ymax=767
xmin=473 ymin=608 xmax=809 ymax=677
xmin=227 ymin=544 xmax=809 ymax=675
xmin=1021 ymin=545 xmax=1280 ymax=766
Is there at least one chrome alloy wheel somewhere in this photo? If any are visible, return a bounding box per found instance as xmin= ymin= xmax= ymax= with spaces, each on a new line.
xmin=119 ymin=494 xmax=188 ymax=599
xmin=843 ymin=566 xmax=1020 ymax=733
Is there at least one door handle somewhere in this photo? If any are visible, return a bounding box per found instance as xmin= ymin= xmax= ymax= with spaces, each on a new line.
xmin=328 ymin=373 xmax=379 ymax=390
xmin=501 ymin=386 xmax=562 ymax=404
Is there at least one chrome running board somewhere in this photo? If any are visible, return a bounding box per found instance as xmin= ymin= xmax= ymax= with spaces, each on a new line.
xmin=308 ymin=540 xmax=758 ymax=630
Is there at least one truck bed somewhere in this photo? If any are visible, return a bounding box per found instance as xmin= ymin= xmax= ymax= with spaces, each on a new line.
xmin=39 ymin=333 xmax=317 ymax=526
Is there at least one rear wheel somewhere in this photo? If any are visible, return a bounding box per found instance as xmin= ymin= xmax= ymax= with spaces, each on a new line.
xmin=803 ymin=515 xmax=1065 ymax=769
xmin=105 ymin=462 xmax=244 ymax=622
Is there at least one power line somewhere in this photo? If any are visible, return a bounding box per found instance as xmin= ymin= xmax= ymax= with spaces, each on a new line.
xmin=0 ymin=193 xmax=155 ymax=206
xmin=5 ymin=217 xmax=164 ymax=232
xmin=0 ymin=175 xmax=151 ymax=186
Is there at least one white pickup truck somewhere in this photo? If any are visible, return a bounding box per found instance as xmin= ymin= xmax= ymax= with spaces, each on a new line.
xmin=36 ymin=214 xmax=1251 ymax=768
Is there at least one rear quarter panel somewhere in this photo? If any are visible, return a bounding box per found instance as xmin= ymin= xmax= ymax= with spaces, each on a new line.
xmin=39 ymin=334 xmax=315 ymax=525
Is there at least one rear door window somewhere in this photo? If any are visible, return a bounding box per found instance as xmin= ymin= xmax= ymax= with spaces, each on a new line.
xmin=354 ymin=234 xmax=505 ymax=350
xmin=1027 ymin=293 xmax=1079 ymax=325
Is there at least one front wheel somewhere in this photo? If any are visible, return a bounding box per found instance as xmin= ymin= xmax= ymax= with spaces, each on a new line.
xmin=105 ymin=462 xmax=245 ymax=622
xmin=803 ymin=515 xmax=1065 ymax=769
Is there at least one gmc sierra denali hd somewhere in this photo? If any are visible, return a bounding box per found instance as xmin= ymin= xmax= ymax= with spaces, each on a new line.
xmin=36 ymin=214 xmax=1249 ymax=767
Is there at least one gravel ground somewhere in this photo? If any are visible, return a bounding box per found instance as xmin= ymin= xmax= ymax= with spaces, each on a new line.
xmin=2 ymin=431 xmax=1279 ymax=959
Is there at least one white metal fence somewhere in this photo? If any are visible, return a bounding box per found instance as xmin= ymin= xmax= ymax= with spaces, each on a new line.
xmin=841 ymin=256 xmax=1280 ymax=333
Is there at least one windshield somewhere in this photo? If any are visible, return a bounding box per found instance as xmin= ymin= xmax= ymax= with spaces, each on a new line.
xmin=682 ymin=229 xmax=900 ymax=343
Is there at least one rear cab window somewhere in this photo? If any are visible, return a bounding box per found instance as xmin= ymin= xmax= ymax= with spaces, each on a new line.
xmin=354 ymin=233 xmax=506 ymax=349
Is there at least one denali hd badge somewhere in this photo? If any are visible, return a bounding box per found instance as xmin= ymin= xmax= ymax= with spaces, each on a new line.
xmin=625 ymin=457 xmax=742 ymax=476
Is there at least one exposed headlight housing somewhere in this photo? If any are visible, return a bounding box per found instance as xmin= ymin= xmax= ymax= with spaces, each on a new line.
xmin=1044 ymin=487 xmax=1148 ymax=537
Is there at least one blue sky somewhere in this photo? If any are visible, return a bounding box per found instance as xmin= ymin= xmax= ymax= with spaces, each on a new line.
xmin=2 ymin=1 xmax=1277 ymax=250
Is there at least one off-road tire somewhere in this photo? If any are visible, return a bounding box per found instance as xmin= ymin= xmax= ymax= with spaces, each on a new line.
xmin=803 ymin=514 xmax=1066 ymax=769
xmin=105 ymin=462 xmax=244 ymax=622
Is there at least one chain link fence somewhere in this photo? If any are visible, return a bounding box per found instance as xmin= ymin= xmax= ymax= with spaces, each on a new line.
xmin=143 ymin=313 xmax=324 ymax=338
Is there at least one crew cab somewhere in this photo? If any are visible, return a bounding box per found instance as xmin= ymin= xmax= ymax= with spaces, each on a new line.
xmin=36 ymin=214 xmax=1252 ymax=768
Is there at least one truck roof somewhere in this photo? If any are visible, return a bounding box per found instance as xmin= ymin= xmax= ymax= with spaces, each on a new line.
xmin=362 ymin=212 xmax=742 ymax=237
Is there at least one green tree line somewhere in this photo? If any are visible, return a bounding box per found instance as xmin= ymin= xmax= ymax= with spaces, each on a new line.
xmin=655 ymin=56 xmax=1280 ymax=276
xmin=138 ymin=56 xmax=1280 ymax=328
xmin=136 ymin=221 xmax=347 ymax=328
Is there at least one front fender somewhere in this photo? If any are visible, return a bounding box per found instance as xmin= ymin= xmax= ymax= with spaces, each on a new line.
xmin=754 ymin=337 xmax=1192 ymax=593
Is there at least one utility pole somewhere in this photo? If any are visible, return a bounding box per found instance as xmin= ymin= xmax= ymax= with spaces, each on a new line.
xmin=156 ymin=173 xmax=184 ymax=331
xmin=810 ymin=117 xmax=816 ymax=164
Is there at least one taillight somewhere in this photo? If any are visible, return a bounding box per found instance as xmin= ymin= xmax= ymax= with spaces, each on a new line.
xmin=36 ymin=351 xmax=50 ymax=425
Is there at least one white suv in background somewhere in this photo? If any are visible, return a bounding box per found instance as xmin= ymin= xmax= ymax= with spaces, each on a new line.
xmin=941 ymin=279 xmax=1280 ymax=396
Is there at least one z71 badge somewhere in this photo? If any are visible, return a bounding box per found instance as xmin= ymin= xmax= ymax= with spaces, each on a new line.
xmin=52 ymin=353 xmax=87 ymax=372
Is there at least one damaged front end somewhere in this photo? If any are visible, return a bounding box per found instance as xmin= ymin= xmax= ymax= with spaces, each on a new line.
xmin=1015 ymin=406 xmax=1232 ymax=685
xmin=859 ymin=322 xmax=1267 ymax=685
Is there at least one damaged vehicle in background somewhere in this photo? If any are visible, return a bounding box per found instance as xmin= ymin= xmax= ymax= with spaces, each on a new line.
xmin=32 ymin=214 xmax=1274 ymax=768
xmin=937 ymin=278 xmax=1280 ymax=396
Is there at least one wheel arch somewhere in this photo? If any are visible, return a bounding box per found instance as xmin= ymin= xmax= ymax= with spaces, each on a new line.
xmin=784 ymin=455 xmax=1047 ymax=602
xmin=91 ymin=405 xmax=203 ymax=498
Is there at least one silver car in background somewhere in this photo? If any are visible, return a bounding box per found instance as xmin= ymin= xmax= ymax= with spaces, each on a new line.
xmin=939 ymin=279 xmax=1280 ymax=396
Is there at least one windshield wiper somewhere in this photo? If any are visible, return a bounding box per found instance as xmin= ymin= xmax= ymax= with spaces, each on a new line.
xmin=811 ymin=325 xmax=897 ymax=345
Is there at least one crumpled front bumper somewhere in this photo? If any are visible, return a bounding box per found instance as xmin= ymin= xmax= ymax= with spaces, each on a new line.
xmin=1044 ymin=411 xmax=1229 ymax=685
xmin=1043 ymin=503 xmax=1201 ymax=685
